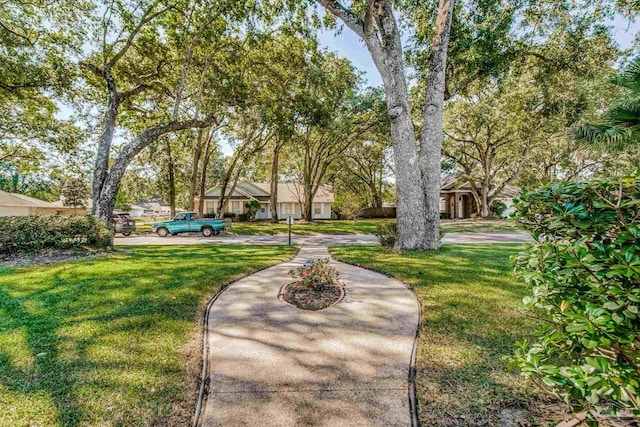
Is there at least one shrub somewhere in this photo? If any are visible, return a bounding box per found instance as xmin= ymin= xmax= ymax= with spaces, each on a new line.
xmin=0 ymin=214 xmax=110 ymax=255
xmin=376 ymin=221 xmax=398 ymax=248
xmin=508 ymin=175 xmax=640 ymax=420
xmin=222 ymin=212 xmax=236 ymax=220
xmin=245 ymin=200 xmax=260 ymax=220
xmin=490 ymin=200 xmax=507 ymax=217
xmin=289 ymin=258 xmax=340 ymax=292
xmin=203 ymin=212 xmax=217 ymax=218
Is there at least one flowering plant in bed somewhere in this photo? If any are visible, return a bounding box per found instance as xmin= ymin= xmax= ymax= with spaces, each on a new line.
xmin=284 ymin=258 xmax=343 ymax=310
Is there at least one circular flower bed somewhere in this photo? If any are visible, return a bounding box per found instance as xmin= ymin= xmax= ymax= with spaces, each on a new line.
xmin=281 ymin=258 xmax=344 ymax=311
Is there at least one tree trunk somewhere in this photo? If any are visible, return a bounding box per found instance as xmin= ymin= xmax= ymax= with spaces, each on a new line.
xmin=216 ymin=154 xmax=241 ymax=218
xmin=480 ymin=175 xmax=492 ymax=217
xmin=198 ymin=130 xmax=215 ymax=216
xmin=166 ymin=139 xmax=176 ymax=217
xmin=92 ymin=73 xmax=118 ymax=214
xmin=189 ymin=129 xmax=204 ymax=211
xmin=420 ymin=0 xmax=455 ymax=248
xmin=315 ymin=0 xmax=456 ymax=251
xmin=304 ymin=188 xmax=313 ymax=221
xmin=270 ymin=146 xmax=279 ymax=223
xmin=370 ymin=181 xmax=382 ymax=208
xmin=382 ymin=83 xmax=429 ymax=250
xmin=198 ymin=151 xmax=213 ymax=217
xmin=93 ymin=115 xmax=217 ymax=245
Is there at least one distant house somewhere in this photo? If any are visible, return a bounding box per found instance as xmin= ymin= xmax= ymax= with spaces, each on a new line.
xmin=439 ymin=175 xmax=518 ymax=219
xmin=0 ymin=190 xmax=84 ymax=216
xmin=128 ymin=202 xmax=171 ymax=217
xmin=197 ymin=180 xmax=334 ymax=220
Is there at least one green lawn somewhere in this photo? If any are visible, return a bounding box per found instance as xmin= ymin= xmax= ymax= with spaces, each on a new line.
xmin=228 ymin=218 xmax=519 ymax=236
xmin=0 ymin=245 xmax=296 ymax=426
xmin=129 ymin=217 xmax=520 ymax=236
xmin=440 ymin=218 xmax=521 ymax=233
xmin=229 ymin=218 xmax=394 ymax=235
xmin=330 ymin=244 xmax=565 ymax=426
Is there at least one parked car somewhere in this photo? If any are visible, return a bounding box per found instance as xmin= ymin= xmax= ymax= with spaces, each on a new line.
xmin=152 ymin=212 xmax=229 ymax=237
xmin=113 ymin=213 xmax=136 ymax=236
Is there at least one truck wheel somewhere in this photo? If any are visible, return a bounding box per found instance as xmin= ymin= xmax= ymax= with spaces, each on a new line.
xmin=122 ymin=232 xmax=131 ymax=237
xmin=202 ymin=227 xmax=213 ymax=237
xmin=214 ymin=229 xmax=220 ymax=236
xmin=157 ymin=227 xmax=169 ymax=237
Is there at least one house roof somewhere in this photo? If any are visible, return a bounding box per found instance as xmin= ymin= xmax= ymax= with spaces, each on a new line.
xmin=0 ymin=190 xmax=70 ymax=208
xmin=203 ymin=180 xmax=334 ymax=203
xmin=130 ymin=202 xmax=170 ymax=211
xmin=440 ymin=174 xmax=519 ymax=198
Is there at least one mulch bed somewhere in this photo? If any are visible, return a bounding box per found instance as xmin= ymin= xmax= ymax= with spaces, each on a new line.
xmin=0 ymin=247 xmax=104 ymax=268
xmin=280 ymin=282 xmax=344 ymax=311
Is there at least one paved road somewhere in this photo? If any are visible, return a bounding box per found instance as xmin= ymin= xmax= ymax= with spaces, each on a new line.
xmin=201 ymin=246 xmax=420 ymax=426
xmin=115 ymin=231 xmax=530 ymax=246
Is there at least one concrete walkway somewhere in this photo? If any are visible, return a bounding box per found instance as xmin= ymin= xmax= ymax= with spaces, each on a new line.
xmin=115 ymin=231 xmax=530 ymax=246
xmin=201 ymin=246 xmax=420 ymax=427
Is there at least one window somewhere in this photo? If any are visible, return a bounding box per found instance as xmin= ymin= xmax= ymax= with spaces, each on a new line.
xmin=283 ymin=203 xmax=291 ymax=215
xmin=174 ymin=213 xmax=187 ymax=221
xmin=313 ymin=203 xmax=322 ymax=215
xmin=260 ymin=206 xmax=266 ymax=213
xmin=439 ymin=198 xmax=446 ymax=213
xmin=231 ymin=201 xmax=243 ymax=214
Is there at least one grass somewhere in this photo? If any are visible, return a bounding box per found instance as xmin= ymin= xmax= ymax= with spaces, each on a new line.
xmin=440 ymin=218 xmax=521 ymax=233
xmin=0 ymin=245 xmax=296 ymax=427
xmin=128 ymin=217 xmax=521 ymax=236
xmin=228 ymin=218 xmax=519 ymax=236
xmin=330 ymin=244 xmax=566 ymax=426
xmin=229 ymin=218 xmax=394 ymax=235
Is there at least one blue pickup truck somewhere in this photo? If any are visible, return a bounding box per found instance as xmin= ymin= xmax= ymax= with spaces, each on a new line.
xmin=152 ymin=212 xmax=229 ymax=237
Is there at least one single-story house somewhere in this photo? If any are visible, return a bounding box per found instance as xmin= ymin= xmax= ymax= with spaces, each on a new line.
xmin=439 ymin=175 xmax=518 ymax=219
xmin=0 ymin=190 xmax=85 ymax=216
xmin=129 ymin=202 xmax=171 ymax=217
xmin=197 ymin=180 xmax=334 ymax=220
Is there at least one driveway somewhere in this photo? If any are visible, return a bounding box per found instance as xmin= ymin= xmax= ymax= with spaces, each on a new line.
xmin=115 ymin=231 xmax=531 ymax=246
xmin=200 ymin=246 xmax=420 ymax=426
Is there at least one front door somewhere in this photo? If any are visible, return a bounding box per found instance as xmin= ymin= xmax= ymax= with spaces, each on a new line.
xmin=457 ymin=196 xmax=465 ymax=219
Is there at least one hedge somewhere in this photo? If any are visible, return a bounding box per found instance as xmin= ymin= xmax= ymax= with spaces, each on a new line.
xmin=509 ymin=175 xmax=640 ymax=421
xmin=0 ymin=215 xmax=110 ymax=254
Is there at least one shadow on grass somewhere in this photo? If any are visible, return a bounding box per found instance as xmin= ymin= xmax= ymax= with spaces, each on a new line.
xmin=330 ymin=244 xmax=562 ymax=426
xmin=0 ymin=244 xmax=295 ymax=426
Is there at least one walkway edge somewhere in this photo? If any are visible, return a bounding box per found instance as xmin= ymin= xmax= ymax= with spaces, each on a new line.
xmin=330 ymin=253 xmax=423 ymax=427
xmin=192 ymin=248 xmax=300 ymax=427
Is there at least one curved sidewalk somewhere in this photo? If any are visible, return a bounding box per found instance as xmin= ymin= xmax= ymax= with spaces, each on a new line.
xmin=201 ymin=246 xmax=420 ymax=426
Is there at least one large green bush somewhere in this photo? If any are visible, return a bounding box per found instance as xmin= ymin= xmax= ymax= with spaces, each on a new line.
xmin=509 ymin=175 xmax=640 ymax=421
xmin=0 ymin=215 xmax=110 ymax=254
xmin=376 ymin=221 xmax=398 ymax=248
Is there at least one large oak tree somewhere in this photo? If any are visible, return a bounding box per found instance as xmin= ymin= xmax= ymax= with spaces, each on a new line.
xmin=315 ymin=0 xmax=455 ymax=250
